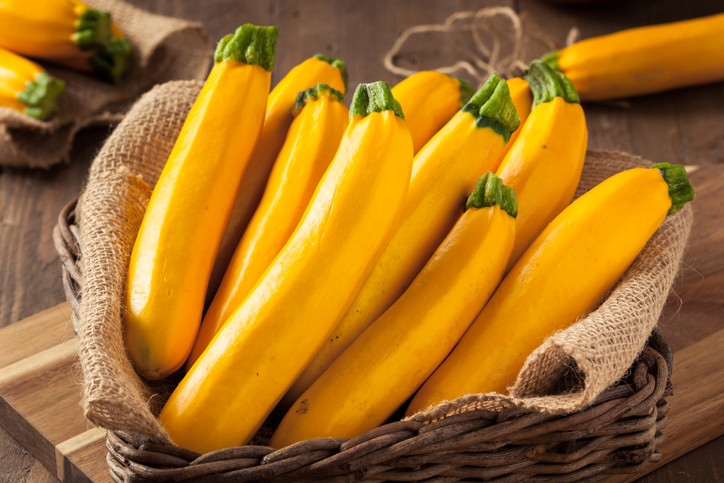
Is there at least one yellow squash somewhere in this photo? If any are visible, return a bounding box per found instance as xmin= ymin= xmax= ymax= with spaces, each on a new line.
xmin=542 ymin=13 xmax=724 ymax=100
xmin=0 ymin=0 xmax=132 ymax=83
xmin=0 ymin=46 xmax=65 ymax=119
xmin=123 ymin=25 xmax=277 ymax=380
xmin=159 ymin=82 xmax=413 ymax=453
xmin=407 ymin=164 xmax=695 ymax=415
xmin=392 ymin=71 xmax=473 ymax=153
xmin=282 ymin=73 xmax=520 ymax=408
xmin=496 ymin=61 xmax=588 ymax=271
xmin=187 ymin=84 xmax=349 ymax=369
xmin=207 ymin=55 xmax=348 ymax=303
xmin=271 ymin=173 xmax=517 ymax=446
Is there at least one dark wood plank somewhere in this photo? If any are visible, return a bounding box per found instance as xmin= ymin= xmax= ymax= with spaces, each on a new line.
xmin=0 ymin=304 xmax=74 ymax=368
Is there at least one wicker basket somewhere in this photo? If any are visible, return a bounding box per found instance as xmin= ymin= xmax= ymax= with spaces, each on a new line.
xmin=54 ymin=196 xmax=673 ymax=483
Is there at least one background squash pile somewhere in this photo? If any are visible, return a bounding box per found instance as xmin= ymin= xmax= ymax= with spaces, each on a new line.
xmin=0 ymin=0 xmax=133 ymax=120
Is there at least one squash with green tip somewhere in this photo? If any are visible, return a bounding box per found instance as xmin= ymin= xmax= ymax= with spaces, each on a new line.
xmin=123 ymin=24 xmax=278 ymax=380
xmin=0 ymin=46 xmax=65 ymax=120
xmin=541 ymin=13 xmax=724 ymax=100
xmin=496 ymin=60 xmax=588 ymax=272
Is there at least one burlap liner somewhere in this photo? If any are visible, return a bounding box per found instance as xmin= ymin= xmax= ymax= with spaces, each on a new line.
xmin=0 ymin=0 xmax=211 ymax=169
xmin=76 ymin=80 xmax=693 ymax=443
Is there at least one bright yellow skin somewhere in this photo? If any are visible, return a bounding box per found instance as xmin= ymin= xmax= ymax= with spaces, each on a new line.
xmin=271 ymin=205 xmax=515 ymax=447
xmin=557 ymin=13 xmax=724 ymax=100
xmin=208 ymin=57 xmax=347 ymax=303
xmin=501 ymin=78 xmax=532 ymax=158
xmin=392 ymin=71 xmax=462 ymax=153
xmin=407 ymin=168 xmax=672 ymax=415
xmin=123 ymin=61 xmax=270 ymax=380
xmin=496 ymin=97 xmax=588 ymax=272
xmin=0 ymin=0 xmax=93 ymax=68
xmin=0 ymin=47 xmax=44 ymax=113
xmin=187 ymin=92 xmax=349 ymax=369
xmin=159 ymin=110 xmax=413 ymax=453
xmin=282 ymin=110 xmax=509 ymax=408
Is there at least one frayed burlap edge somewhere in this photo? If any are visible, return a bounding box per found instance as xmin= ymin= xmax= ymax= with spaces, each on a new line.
xmin=0 ymin=0 xmax=211 ymax=169
xmin=76 ymin=81 xmax=204 ymax=441
xmin=406 ymin=153 xmax=694 ymax=423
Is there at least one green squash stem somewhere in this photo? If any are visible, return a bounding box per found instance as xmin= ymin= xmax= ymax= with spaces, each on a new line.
xmin=215 ymin=24 xmax=280 ymax=72
xmin=650 ymin=163 xmax=695 ymax=215
xmin=314 ymin=54 xmax=348 ymax=92
xmin=465 ymin=172 xmax=518 ymax=218
xmin=461 ymin=73 xmax=520 ymax=143
xmin=18 ymin=73 xmax=66 ymax=120
xmin=524 ymin=60 xmax=579 ymax=109
xmin=350 ymin=81 xmax=404 ymax=120
xmin=292 ymin=83 xmax=345 ymax=117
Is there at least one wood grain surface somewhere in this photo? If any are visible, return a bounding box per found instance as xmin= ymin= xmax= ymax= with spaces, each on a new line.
xmin=1 ymin=0 xmax=722 ymax=481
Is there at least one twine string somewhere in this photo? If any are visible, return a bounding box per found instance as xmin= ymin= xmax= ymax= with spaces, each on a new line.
xmin=383 ymin=6 xmax=569 ymax=86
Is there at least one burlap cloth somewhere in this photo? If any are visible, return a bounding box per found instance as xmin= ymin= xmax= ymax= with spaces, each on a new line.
xmin=0 ymin=0 xmax=211 ymax=169
xmin=74 ymin=80 xmax=693 ymax=443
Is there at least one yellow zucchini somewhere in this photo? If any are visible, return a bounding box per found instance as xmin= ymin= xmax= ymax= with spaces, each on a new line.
xmin=0 ymin=46 xmax=65 ymax=119
xmin=159 ymin=82 xmax=413 ymax=453
xmin=497 ymin=60 xmax=588 ymax=271
xmin=271 ymin=173 xmax=517 ymax=446
xmin=392 ymin=71 xmax=473 ymax=153
xmin=206 ymin=55 xmax=348 ymax=304
xmin=407 ymin=164 xmax=694 ymax=415
xmin=186 ymin=84 xmax=348 ymax=369
xmin=282 ymin=73 xmax=520 ymax=409
xmin=0 ymin=0 xmax=132 ymax=83
xmin=123 ymin=25 xmax=278 ymax=380
xmin=542 ymin=13 xmax=724 ymax=100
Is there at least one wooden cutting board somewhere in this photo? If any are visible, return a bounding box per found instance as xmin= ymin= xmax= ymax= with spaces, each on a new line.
xmin=0 ymin=303 xmax=723 ymax=482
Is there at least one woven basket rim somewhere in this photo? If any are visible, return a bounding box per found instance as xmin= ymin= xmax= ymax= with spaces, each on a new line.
xmin=54 ymin=195 xmax=673 ymax=482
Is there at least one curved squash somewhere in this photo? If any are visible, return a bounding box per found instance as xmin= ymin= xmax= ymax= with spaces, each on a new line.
xmin=0 ymin=47 xmax=65 ymax=119
xmin=186 ymin=84 xmax=349 ymax=369
xmin=542 ymin=13 xmax=724 ymax=100
xmin=392 ymin=71 xmax=473 ymax=153
xmin=282 ymin=73 xmax=520 ymax=409
xmin=271 ymin=173 xmax=517 ymax=446
xmin=123 ymin=25 xmax=278 ymax=380
xmin=496 ymin=61 xmax=588 ymax=271
xmin=159 ymin=82 xmax=413 ymax=453
xmin=0 ymin=0 xmax=132 ymax=83
xmin=407 ymin=164 xmax=695 ymax=415
xmin=207 ymin=54 xmax=348 ymax=304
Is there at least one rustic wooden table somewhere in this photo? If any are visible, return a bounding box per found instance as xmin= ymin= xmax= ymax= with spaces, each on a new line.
xmin=1 ymin=0 xmax=723 ymax=481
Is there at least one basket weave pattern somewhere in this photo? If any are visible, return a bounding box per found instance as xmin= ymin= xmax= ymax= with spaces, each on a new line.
xmin=55 ymin=197 xmax=673 ymax=482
